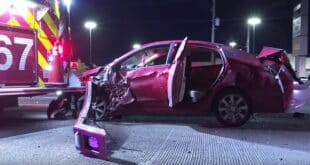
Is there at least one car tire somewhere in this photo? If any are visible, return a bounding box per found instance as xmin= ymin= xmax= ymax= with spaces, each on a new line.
xmin=213 ymin=89 xmax=251 ymax=127
xmin=91 ymin=96 xmax=108 ymax=121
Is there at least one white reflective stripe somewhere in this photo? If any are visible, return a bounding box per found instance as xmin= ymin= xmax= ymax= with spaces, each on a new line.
xmin=0 ymin=35 xmax=13 ymax=71
xmin=14 ymin=37 xmax=34 ymax=70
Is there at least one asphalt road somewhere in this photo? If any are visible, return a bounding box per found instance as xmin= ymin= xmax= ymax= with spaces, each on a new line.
xmin=0 ymin=96 xmax=75 ymax=138
xmin=0 ymin=96 xmax=310 ymax=164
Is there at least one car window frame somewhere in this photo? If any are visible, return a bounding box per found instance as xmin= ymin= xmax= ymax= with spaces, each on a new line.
xmin=118 ymin=44 xmax=174 ymax=72
xmin=187 ymin=45 xmax=224 ymax=67
xmin=187 ymin=45 xmax=226 ymax=89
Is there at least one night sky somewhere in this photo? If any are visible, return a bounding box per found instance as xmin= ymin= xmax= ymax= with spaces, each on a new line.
xmin=70 ymin=0 xmax=293 ymax=66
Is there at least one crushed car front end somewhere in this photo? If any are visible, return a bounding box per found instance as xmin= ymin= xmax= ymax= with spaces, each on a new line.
xmin=73 ymin=65 xmax=135 ymax=159
xmin=73 ymin=80 xmax=108 ymax=159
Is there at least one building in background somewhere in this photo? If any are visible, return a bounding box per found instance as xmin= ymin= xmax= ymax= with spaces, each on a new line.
xmin=292 ymin=0 xmax=310 ymax=77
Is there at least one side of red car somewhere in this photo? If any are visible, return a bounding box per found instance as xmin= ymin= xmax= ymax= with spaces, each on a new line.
xmin=74 ymin=38 xmax=295 ymax=159
xmin=79 ymin=38 xmax=293 ymax=126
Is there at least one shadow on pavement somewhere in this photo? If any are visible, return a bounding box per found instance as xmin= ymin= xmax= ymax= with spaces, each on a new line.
xmin=0 ymin=106 xmax=75 ymax=138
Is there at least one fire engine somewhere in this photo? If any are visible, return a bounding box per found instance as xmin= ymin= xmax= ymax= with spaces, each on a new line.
xmin=0 ymin=0 xmax=85 ymax=118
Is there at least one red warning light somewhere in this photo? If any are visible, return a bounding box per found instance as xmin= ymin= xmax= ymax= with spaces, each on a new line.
xmin=70 ymin=62 xmax=79 ymax=69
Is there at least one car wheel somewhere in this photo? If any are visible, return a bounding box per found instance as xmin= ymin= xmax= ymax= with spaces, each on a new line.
xmin=214 ymin=90 xmax=251 ymax=127
xmin=91 ymin=97 xmax=108 ymax=121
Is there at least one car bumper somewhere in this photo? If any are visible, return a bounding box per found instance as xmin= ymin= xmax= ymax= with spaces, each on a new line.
xmin=73 ymin=81 xmax=108 ymax=160
xmin=73 ymin=123 xmax=107 ymax=160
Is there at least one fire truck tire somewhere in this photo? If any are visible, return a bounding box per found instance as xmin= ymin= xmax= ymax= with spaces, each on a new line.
xmin=47 ymin=99 xmax=66 ymax=119
xmin=47 ymin=100 xmax=57 ymax=119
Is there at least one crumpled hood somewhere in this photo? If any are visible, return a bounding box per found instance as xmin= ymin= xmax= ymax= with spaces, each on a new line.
xmin=257 ymin=47 xmax=285 ymax=59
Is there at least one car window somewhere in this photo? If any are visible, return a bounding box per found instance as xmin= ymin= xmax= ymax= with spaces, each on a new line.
xmin=189 ymin=47 xmax=223 ymax=67
xmin=120 ymin=46 xmax=170 ymax=70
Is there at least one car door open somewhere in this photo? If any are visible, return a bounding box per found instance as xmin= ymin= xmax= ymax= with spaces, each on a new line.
xmin=168 ymin=37 xmax=188 ymax=107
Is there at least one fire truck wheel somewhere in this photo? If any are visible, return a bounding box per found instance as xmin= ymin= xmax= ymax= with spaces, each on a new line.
xmin=47 ymin=99 xmax=66 ymax=119
xmin=47 ymin=100 xmax=57 ymax=119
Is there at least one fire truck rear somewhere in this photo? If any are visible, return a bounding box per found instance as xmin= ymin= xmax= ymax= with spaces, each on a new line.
xmin=0 ymin=0 xmax=84 ymax=118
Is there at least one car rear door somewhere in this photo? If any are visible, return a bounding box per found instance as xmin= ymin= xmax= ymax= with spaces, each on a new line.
xmin=167 ymin=37 xmax=188 ymax=107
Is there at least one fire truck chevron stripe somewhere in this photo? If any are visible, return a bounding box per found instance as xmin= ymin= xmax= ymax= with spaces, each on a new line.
xmin=38 ymin=51 xmax=49 ymax=70
xmin=42 ymin=13 xmax=58 ymax=37
xmin=38 ymin=77 xmax=46 ymax=87
xmin=23 ymin=10 xmax=53 ymax=51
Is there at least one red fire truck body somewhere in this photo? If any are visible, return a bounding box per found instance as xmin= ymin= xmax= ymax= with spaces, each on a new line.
xmin=0 ymin=0 xmax=84 ymax=116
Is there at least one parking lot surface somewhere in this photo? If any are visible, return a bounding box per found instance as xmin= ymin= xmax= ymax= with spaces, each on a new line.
xmin=1 ymin=106 xmax=310 ymax=165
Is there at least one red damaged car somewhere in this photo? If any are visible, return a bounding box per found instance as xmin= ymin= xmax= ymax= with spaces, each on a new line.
xmin=74 ymin=38 xmax=297 ymax=159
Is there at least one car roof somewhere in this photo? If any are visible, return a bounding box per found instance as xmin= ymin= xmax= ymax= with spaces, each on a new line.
xmin=109 ymin=40 xmax=259 ymax=67
xmin=141 ymin=40 xmax=225 ymax=48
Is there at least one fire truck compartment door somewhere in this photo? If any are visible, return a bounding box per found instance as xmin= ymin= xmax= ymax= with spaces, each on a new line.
xmin=0 ymin=25 xmax=37 ymax=85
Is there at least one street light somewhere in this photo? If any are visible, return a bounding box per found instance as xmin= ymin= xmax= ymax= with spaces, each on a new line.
xmin=84 ymin=21 xmax=97 ymax=66
xmin=229 ymin=41 xmax=237 ymax=48
xmin=247 ymin=17 xmax=261 ymax=53
xmin=132 ymin=43 xmax=141 ymax=49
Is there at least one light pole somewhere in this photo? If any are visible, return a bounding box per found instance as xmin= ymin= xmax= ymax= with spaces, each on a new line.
xmin=247 ymin=17 xmax=261 ymax=53
xmin=63 ymin=0 xmax=72 ymax=84
xmin=84 ymin=21 xmax=97 ymax=66
xmin=211 ymin=0 xmax=216 ymax=43
xmin=63 ymin=0 xmax=72 ymax=39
